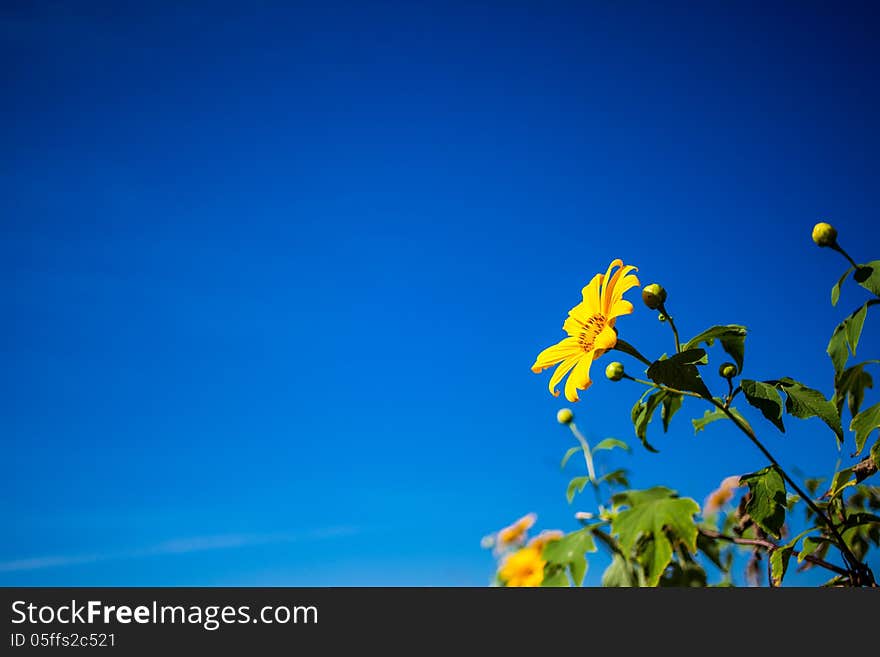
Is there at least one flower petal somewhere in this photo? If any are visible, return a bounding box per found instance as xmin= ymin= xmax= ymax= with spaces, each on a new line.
xmin=531 ymin=337 xmax=580 ymax=372
xmin=564 ymin=354 xmax=595 ymax=402
xmin=571 ymin=273 xmax=604 ymax=320
xmin=548 ymin=354 xmax=581 ymax=397
xmin=609 ymin=299 xmax=634 ymax=317
xmin=603 ymin=264 xmax=637 ymax=312
xmin=593 ymin=324 xmax=618 ymax=352
xmin=608 ymin=273 xmax=640 ymax=311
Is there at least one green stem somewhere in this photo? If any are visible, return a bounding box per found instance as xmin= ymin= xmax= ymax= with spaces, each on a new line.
xmin=626 ymin=376 xmax=875 ymax=585
xmin=707 ymin=398 xmax=871 ymax=584
xmin=831 ymin=242 xmax=859 ymax=269
xmin=569 ymin=423 xmax=596 ymax=483
xmin=658 ymin=302 xmax=681 ymax=353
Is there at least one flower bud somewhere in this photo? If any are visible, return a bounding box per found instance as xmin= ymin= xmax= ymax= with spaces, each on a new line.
xmin=642 ymin=283 xmax=667 ymax=310
xmin=811 ymin=222 xmax=837 ymax=247
xmin=605 ymin=361 xmax=625 ymax=381
xmin=658 ymin=313 xmax=667 ymax=322
xmin=556 ymin=408 xmax=574 ymax=425
xmin=719 ymin=362 xmax=738 ymax=379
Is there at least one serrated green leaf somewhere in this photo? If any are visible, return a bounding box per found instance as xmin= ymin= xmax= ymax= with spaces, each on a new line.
xmin=740 ymin=465 xmax=787 ymax=538
xmin=543 ymin=528 xmax=596 ymax=586
xmin=682 ymin=325 xmax=747 ymax=374
xmin=592 ymin=438 xmax=629 ymax=453
xmin=850 ymin=402 xmax=880 ymax=454
xmin=831 ymin=268 xmax=854 ymax=306
xmin=566 ymin=476 xmax=590 ymax=503
xmin=560 ymin=446 xmax=583 ymax=470
xmin=647 ymin=349 xmax=712 ymax=398
xmin=661 ymin=393 xmax=682 ymax=432
xmin=611 ymin=487 xmax=700 ymax=587
xmin=692 ymin=408 xmax=727 ymax=434
xmin=601 ymin=554 xmax=642 ymax=587
xmin=741 ymin=379 xmax=785 ymax=432
xmin=853 ymin=261 xmax=880 ymax=296
xmin=778 ymin=379 xmax=843 ymax=442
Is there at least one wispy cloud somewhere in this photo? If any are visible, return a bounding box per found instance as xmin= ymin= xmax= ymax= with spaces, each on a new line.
xmin=0 ymin=526 xmax=359 ymax=573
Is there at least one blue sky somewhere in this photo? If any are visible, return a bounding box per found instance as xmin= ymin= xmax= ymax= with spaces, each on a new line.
xmin=2 ymin=1 xmax=879 ymax=586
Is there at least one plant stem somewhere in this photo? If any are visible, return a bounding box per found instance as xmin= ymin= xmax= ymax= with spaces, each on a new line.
xmin=658 ymin=303 xmax=681 ymax=353
xmin=831 ymin=242 xmax=859 ymax=269
xmin=724 ymin=378 xmax=734 ymax=408
xmin=707 ymin=398 xmax=873 ymax=585
xmin=698 ymin=528 xmax=848 ymax=577
xmin=627 ymin=376 xmax=875 ymax=585
xmin=569 ymin=423 xmax=596 ymax=483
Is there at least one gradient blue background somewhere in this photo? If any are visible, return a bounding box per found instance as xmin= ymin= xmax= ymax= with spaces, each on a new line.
xmin=2 ymin=1 xmax=879 ymax=585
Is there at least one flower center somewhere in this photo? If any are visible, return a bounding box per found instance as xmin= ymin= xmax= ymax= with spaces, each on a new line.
xmin=576 ymin=314 xmax=606 ymax=352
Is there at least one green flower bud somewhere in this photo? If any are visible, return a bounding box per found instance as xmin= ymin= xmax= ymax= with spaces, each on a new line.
xmin=605 ymin=361 xmax=625 ymax=381
xmin=719 ymin=362 xmax=738 ymax=379
xmin=811 ymin=222 xmax=837 ymax=247
xmin=556 ymin=408 xmax=574 ymax=425
xmin=642 ymin=283 xmax=667 ymax=310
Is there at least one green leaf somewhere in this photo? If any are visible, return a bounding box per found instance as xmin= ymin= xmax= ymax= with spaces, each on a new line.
xmin=845 ymin=303 xmax=868 ymax=356
xmin=831 ymin=267 xmax=854 ymax=306
xmin=647 ymin=349 xmax=712 ymax=398
xmin=741 ymin=379 xmax=785 ymax=432
xmin=843 ymin=512 xmax=880 ymax=529
xmin=659 ymin=560 xmax=708 ymax=587
xmin=691 ymin=403 xmax=752 ymax=435
xmin=770 ymin=528 xmax=814 ymax=586
xmin=560 ymin=446 xmax=583 ymax=470
xmin=798 ymin=536 xmax=833 ymax=563
xmin=631 ymin=391 xmax=664 ymax=452
xmin=777 ymin=378 xmax=843 ymax=442
xmin=592 ymin=438 xmax=629 ymax=453
xmin=850 ymin=402 xmax=880 ymax=454
xmin=692 ymin=408 xmax=727 ymax=434
xmin=601 ymin=554 xmax=642 ymax=587
xmin=833 ymin=362 xmax=876 ymax=418
xmin=827 ymin=302 xmax=877 ymax=374
xmin=853 ymin=261 xmax=880 ymax=296
xmin=696 ymin=531 xmax=726 ymax=572
xmin=872 ymin=438 xmax=880 ymax=471
xmin=542 ymin=528 xmax=596 ymax=586
xmin=540 ymin=567 xmax=570 ymax=587
xmin=740 ymin=465 xmax=787 ymax=538
xmin=566 ymin=476 xmax=590 ymax=503
xmin=661 ymin=393 xmax=683 ymax=432
xmin=829 ymin=467 xmax=855 ymax=499
xmin=610 ymin=487 xmax=700 ymax=587
xmin=682 ymin=325 xmax=747 ymax=374
xmin=597 ymin=468 xmax=629 ymax=487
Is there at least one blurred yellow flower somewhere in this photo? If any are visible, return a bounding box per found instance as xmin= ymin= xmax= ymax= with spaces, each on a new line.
xmin=528 ymin=530 xmax=564 ymax=551
xmin=496 ymin=513 xmax=536 ymax=549
xmin=704 ymin=475 xmax=742 ymax=514
xmin=498 ymin=546 xmax=546 ymax=587
xmin=532 ymin=259 xmax=640 ymax=402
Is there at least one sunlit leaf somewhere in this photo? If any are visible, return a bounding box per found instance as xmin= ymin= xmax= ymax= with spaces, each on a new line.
xmin=776 ymin=378 xmax=843 ymax=442
xmin=566 ymin=476 xmax=590 ymax=503
xmin=831 ymin=267 xmax=854 ymax=306
xmin=560 ymin=446 xmax=583 ymax=470
xmin=853 ymin=261 xmax=880 ymax=296
xmin=611 ymin=487 xmax=699 ymax=587
xmin=850 ymin=402 xmax=880 ymax=454
xmin=592 ymin=438 xmax=629 ymax=453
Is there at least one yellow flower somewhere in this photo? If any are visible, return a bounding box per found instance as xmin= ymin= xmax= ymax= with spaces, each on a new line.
xmin=532 ymin=259 xmax=640 ymax=402
xmin=527 ymin=530 xmax=564 ymax=551
xmin=703 ymin=475 xmax=742 ymax=514
xmin=498 ymin=546 xmax=546 ymax=587
xmin=496 ymin=513 xmax=536 ymax=549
